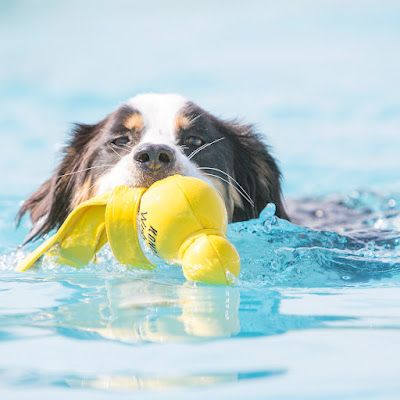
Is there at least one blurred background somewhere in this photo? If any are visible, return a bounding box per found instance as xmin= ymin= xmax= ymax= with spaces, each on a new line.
xmin=1 ymin=0 xmax=399 ymax=198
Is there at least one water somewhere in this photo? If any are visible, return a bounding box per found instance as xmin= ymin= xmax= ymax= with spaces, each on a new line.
xmin=1 ymin=1 xmax=400 ymax=399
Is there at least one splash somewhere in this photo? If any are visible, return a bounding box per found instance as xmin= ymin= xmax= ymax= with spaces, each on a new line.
xmin=228 ymin=191 xmax=400 ymax=287
xmin=1 ymin=191 xmax=400 ymax=287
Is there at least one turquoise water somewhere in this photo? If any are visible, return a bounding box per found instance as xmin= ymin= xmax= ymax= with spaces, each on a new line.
xmin=1 ymin=1 xmax=400 ymax=399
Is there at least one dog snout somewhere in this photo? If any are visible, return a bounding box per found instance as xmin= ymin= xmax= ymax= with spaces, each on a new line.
xmin=133 ymin=144 xmax=175 ymax=171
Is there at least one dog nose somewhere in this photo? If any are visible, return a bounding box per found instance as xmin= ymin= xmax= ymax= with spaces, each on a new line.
xmin=133 ymin=144 xmax=175 ymax=171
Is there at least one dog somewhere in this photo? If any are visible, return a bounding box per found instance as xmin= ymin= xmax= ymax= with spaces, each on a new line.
xmin=18 ymin=93 xmax=288 ymax=243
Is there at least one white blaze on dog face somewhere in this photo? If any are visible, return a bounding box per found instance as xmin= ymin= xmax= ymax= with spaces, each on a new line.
xmin=128 ymin=93 xmax=186 ymax=145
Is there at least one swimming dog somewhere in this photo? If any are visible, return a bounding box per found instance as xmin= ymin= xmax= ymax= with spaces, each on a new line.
xmin=18 ymin=93 xmax=288 ymax=242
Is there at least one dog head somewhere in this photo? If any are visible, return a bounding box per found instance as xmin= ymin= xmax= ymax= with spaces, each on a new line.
xmin=18 ymin=93 xmax=288 ymax=242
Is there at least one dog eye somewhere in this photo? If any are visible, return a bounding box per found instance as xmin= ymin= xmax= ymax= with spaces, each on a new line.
xmin=111 ymin=136 xmax=130 ymax=147
xmin=184 ymin=136 xmax=204 ymax=147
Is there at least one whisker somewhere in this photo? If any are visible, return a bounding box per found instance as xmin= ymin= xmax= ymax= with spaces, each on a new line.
xmin=108 ymin=144 xmax=122 ymax=159
xmin=201 ymin=172 xmax=255 ymax=208
xmin=87 ymin=181 xmax=99 ymax=194
xmin=188 ymin=137 xmax=225 ymax=160
xmin=198 ymin=167 xmax=254 ymax=207
xmin=56 ymin=165 xmax=114 ymax=179
xmin=121 ymin=143 xmax=134 ymax=151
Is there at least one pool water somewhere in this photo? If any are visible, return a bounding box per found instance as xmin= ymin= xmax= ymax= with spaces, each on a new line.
xmin=1 ymin=194 xmax=400 ymax=399
xmin=1 ymin=1 xmax=400 ymax=399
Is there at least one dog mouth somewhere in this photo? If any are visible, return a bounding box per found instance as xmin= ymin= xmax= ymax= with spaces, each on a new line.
xmin=132 ymin=165 xmax=184 ymax=188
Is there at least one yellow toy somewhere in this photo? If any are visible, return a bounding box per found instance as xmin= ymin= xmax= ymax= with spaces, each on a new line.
xmin=17 ymin=175 xmax=240 ymax=285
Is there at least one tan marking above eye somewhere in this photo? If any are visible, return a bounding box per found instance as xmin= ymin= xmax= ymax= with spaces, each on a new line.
xmin=123 ymin=113 xmax=144 ymax=131
xmin=175 ymin=114 xmax=192 ymax=132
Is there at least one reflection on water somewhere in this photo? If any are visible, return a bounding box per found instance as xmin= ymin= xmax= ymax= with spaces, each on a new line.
xmin=56 ymin=279 xmax=240 ymax=342
xmin=0 ymin=273 xmax=349 ymax=391
xmin=3 ymin=273 xmax=350 ymax=345
xmin=1 ymin=367 xmax=284 ymax=391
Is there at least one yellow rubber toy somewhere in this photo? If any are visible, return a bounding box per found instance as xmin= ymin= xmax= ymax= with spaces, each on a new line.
xmin=16 ymin=175 xmax=240 ymax=285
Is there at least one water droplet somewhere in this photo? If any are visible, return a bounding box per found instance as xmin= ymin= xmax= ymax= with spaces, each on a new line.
xmin=260 ymin=203 xmax=276 ymax=220
xmin=225 ymin=270 xmax=237 ymax=285
xmin=388 ymin=199 xmax=396 ymax=208
xmin=374 ymin=218 xmax=386 ymax=230
xmin=315 ymin=209 xmax=324 ymax=218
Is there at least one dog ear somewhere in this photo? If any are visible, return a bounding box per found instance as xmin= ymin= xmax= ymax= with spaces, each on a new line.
xmin=17 ymin=122 xmax=104 ymax=243
xmin=16 ymin=178 xmax=54 ymax=243
xmin=214 ymin=119 xmax=288 ymax=222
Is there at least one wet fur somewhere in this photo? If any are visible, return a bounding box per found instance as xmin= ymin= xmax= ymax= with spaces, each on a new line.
xmin=18 ymin=96 xmax=288 ymax=243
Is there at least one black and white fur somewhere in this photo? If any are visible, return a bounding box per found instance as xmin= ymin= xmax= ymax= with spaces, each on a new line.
xmin=18 ymin=93 xmax=288 ymax=242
